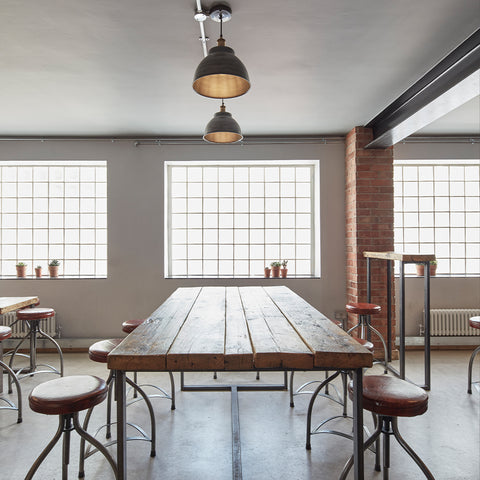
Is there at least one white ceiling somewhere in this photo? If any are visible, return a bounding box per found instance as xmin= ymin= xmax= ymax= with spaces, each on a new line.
xmin=1 ymin=0 xmax=479 ymax=138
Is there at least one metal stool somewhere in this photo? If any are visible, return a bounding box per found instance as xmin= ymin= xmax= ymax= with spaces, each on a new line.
xmin=339 ymin=375 xmax=435 ymax=480
xmin=7 ymin=307 xmax=63 ymax=392
xmin=346 ymin=302 xmax=388 ymax=373
xmin=467 ymin=316 xmax=480 ymax=394
xmin=25 ymin=375 xmax=117 ymax=479
xmin=305 ymin=337 xmax=375 ymax=450
xmin=79 ymin=338 xmax=156 ymax=478
xmin=122 ymin=319 xmax=176 ymax=409
xmin=0 ymin=326 xmax=22 ymax=423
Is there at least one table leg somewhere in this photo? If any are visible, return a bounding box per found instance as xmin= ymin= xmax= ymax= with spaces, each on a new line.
xmin=424 ymin=266 xmax=431 ymax=390
xmin=115 ymin=370 xmax=127 ymax=480
xmin=352 ymin=368 xmax=364 ymax=480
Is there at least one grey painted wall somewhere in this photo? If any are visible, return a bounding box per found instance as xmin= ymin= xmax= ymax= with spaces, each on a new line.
xmin=0 ymin=139 xmax=478 ymax=340
xmin=0 ymin=140 xmax=346 ymax=339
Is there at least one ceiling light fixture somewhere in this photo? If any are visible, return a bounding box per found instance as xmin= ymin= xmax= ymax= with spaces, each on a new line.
xmin=203 ymin=101 xmax=243 ymax=143
xmin=193 ymin=4 xmax=250 ymax=99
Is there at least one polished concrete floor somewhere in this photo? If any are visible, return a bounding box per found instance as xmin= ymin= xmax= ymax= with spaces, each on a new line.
xmin=0 ymin=350 xmax=478 ymax=479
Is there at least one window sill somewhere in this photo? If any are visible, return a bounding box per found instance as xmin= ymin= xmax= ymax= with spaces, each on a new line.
xmin=1 ymin=276 xmax=108 ymax=280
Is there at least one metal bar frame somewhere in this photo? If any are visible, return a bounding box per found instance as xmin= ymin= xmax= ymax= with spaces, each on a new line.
xmin=114 ymin=368 xmax=364 ymax=480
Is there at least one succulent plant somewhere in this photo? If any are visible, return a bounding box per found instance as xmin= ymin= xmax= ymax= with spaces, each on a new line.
xmin=49 ymin=259 xmax=61 ymax=267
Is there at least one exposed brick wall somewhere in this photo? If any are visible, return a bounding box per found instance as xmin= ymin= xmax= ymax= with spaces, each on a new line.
xmin=345 ymin=127 xmax=395 ymax=356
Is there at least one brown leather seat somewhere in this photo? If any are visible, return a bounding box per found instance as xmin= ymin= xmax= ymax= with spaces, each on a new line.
xmin=88 ymin=338 xmax=123 ymax=363
xmin=122 ymin=318 xmax=146 ymax=334
xmin=16 ymin=307 xmax=55 ymax=321
xmin=348 ymin=375 xmax=428 ymax=417
xmin=0 ymin=326 xmax=12 ymax=341
xmin=346 ymin=302 xmax=381 ymax=315
xmin=29 ymin=375 xmax=108 ymax=415
xmin=469 ymin=316 xmax=480 ymax=329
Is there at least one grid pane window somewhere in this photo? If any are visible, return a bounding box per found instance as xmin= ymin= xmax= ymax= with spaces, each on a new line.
xmin=394 ymin=159 xmax=480 ymax=276
xmin=165 ymin=161 xmax=319 ymax=277
xmin=0 ymin=161 xmax=107 ymax=277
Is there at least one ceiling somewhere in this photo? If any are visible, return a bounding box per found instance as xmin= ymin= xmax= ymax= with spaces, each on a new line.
xmin=1 ymin=0 xmax=479 ymax=139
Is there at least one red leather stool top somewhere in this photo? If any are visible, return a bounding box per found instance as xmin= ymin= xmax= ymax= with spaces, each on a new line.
xmin=348 ymin=375 xmax=428 ymax=417
xmin=0 ymin=326 xmax=12 ymax=341
xmin=469 ymin=316 xmax=480 ymax=329
xmin=17 ymin=307 xmax=55 ymax=321
xmin=122 ymin=318 xmax=146 ymax=334
xmin=89 ymin=338 xmax=123 ymax=363
xmin=346 ymin=303 xmax=381 ymax=315
xmin=29 ymin=375 xmax=108 ymax=415
xmin=356 ymin=338 xmax=374 ymax=352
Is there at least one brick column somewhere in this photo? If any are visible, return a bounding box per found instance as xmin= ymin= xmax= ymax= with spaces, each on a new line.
xmin=345 ymin=127 xmax=395 ymax=356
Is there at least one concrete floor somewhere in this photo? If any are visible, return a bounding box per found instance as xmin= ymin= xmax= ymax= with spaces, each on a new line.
xmin=0 ymin=350 xmax=478 ymax=480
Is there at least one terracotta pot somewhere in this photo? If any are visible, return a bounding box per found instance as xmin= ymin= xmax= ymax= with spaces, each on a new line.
xmin=271 ymin=266 xmax=280 ymax=278
xmin=280 ymin=268 xmax=288 ymax=278
xmin=35 ymin=268 xmax=42 ymax=278
xmin=16 ymin=265 xmax=27 ymax=278
xmin=48 ymin=265 xmax=59 ymax=277
xmin=416 ymin=264 xmax=437 ymax=277
xmin=264 ymin=268 xmax=271 ymax=278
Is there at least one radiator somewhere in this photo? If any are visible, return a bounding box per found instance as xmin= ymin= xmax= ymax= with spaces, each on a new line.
xmin=429 ymin=309 xmax=480 ymax=336
xmin=0 ymin=312 xmax=58 ymax=339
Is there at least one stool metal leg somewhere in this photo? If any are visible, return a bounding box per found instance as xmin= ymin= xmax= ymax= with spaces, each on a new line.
xmin=467 ymin=345 xmax=480 ymax=394
xmin=38 ymin=326 xmax=64 ymax=376
xmin=391 ymin=417 xmax=435 ymax=479
xmin=25 ymin=415 xmax=64 ymax=479
xmin=0 ymin=358 xmax=22 ymax=423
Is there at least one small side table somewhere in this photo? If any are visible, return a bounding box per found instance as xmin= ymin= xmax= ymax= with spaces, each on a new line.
xmin=363 ymin=252 xmax=435 ymax=390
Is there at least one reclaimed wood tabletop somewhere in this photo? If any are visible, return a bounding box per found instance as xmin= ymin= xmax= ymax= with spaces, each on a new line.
xmin=0 ymin=296 xmax=39 ymax=315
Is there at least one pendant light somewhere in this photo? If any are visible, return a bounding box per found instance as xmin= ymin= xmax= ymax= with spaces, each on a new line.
xmin=193 ymin=4 xmax=250 ymax=99
xmin=203 ymin=101 xmax=243 ymax=143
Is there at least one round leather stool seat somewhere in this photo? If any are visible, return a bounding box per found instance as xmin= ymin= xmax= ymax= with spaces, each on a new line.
xmin=16 ymin=307 xmax=55 ymax=321
xmin=29 ymin=375 xmax=108 ymax=415
xmin=356 ymin=338 xmax=374 ymax=351
xmin=89 ymin=338 xmax=123 ymax=363
xmin=0 ymin=326 xmax=12 ymax=341
xmin=348 ymin=375 xmax=428 ymax=417
xmin=122 ymin=318 xmax=146 ymax=334
xmin=469 ymin=316 xmax=480 ymax=329
xmin=346 ymin=302 xmax=381 ymax=315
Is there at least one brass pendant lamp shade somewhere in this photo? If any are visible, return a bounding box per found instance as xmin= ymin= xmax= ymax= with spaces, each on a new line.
xmin=203 ymin=103 xmax=243 ymax=143
xmin=193 ymin=38 xmax=250 ymax=99
xmin=193 ymin=5 xmax=250 ymax=99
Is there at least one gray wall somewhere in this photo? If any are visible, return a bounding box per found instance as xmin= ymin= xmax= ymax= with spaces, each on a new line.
xmin=394 ymin=142 xmax=480 ymax=336
xmin=0 ymin=140 xmax=347 ymax=339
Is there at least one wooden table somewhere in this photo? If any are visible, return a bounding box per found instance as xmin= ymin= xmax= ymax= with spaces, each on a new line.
xmin=0 ymin=296 xmax=39 ymax=393
xmin=0 ymin=296 xmax=39 ymax=315
xmin=363 ymin=252 xmax=435 ymax=389
xmin=108 ymin=286 xmax=373 ymax=480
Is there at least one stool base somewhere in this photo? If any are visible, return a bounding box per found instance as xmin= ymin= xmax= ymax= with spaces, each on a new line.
xmin=467 ymin=345 xmax=480 ymax=394
xmin=25 ymin=412 xmax=117 ymax=480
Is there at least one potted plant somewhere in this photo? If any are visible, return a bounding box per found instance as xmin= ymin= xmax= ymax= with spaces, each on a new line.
xmin=416 ymin=260 xmax=437 ymax=277
xmin=264 ymin=266 xmax=271 ymax=278
xmin=280 ymin=260 xmax=288 ymax=278
xmin=48 ymin=259 xmax=60 ymax=277
xmin=270 ymin=261 xmax=281 ymax=278
xmin=16 ymin=262 xmax=27 ymax=278
xmin=35 ymin=265 xmax=42 ymax=278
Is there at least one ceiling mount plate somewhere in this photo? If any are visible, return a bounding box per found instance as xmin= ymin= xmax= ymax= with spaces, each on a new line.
xmin=210 ymin=4 xmax=232 ymax=22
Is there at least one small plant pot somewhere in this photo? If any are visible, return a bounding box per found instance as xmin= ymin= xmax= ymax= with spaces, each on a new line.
xmin=35 ymin=268 xmax=42 ymax=278
xmin=271 ymin=266 xmax=280 ymax=278
xmin=280 ymin=268 xmax=288 ymax=278
xmin=416 ymin=264 xmax=437 ymax=277
xmin=16 ymin=266 xmax=27 ymax=278
xmin=264 ymin=268 xmax=271 ymax=278
xmin=48 ymin=266 xmax=59 ymax=277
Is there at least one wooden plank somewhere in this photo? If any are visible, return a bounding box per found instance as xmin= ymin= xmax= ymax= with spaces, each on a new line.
xmin=363 ymin=251 xmax=436 ymax=263
xmin=239 ymin=286 xmax=313 ymax=370
xmin=264 ymin=286 xmax=373 ymax=369
xmin=108 ymin=287 xmax=201 ymax=371
xmin=167 ymin=286 xmax=226 ymax=371
xmin=0 ymin=296 xmax=39 ymax=314
xmin=225 ymin=287 xmax=254 ymax=370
